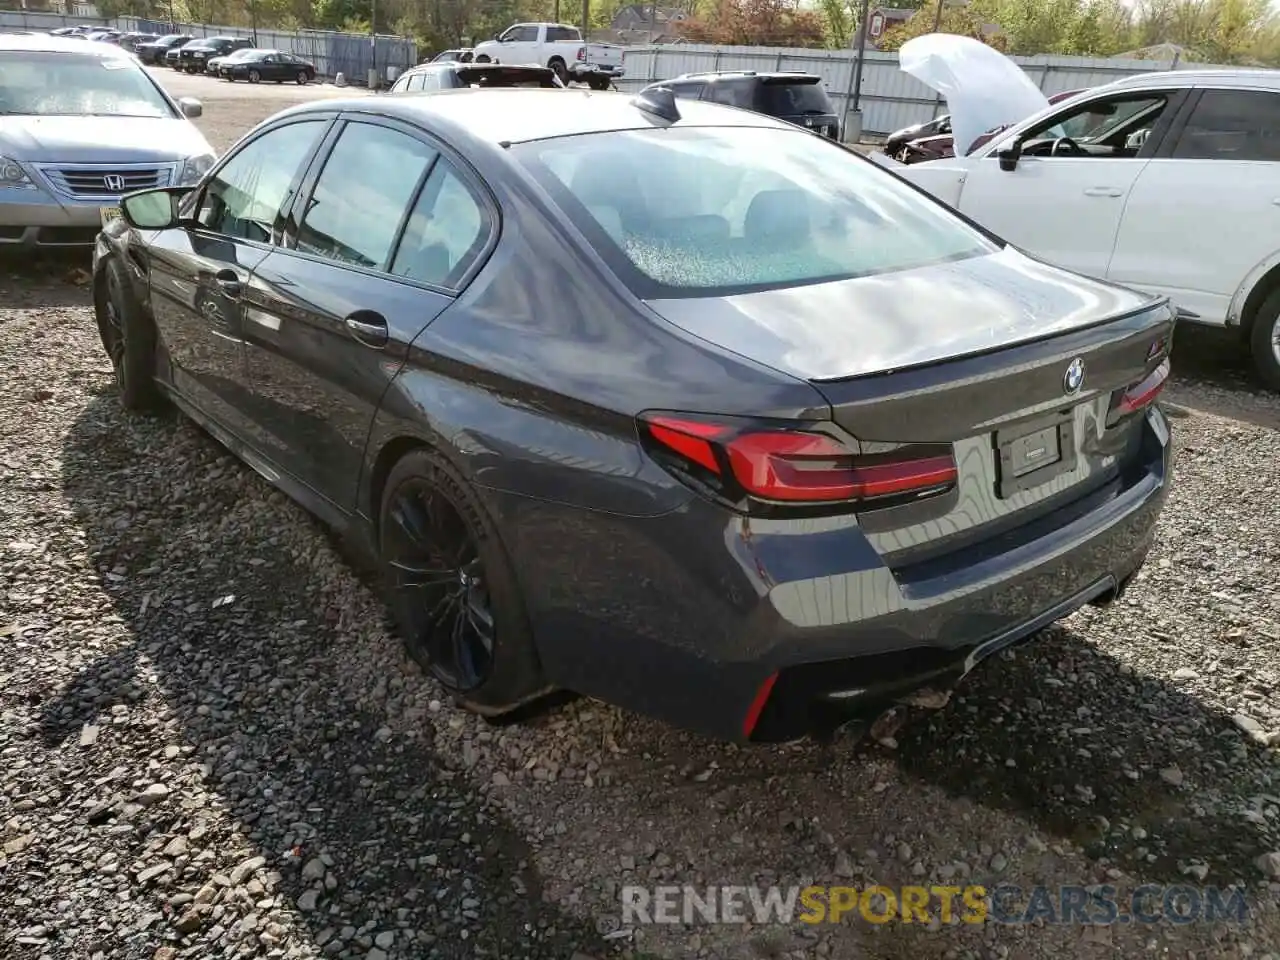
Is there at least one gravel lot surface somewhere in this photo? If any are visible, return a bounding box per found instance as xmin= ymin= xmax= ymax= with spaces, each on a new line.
xmin=3 ymin=72 xmax=1280 ymax=960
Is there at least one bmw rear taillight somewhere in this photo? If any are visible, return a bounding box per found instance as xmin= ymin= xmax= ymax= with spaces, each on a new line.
xmin=1107 ymin=358 xmax=1170 ymax=426
xmin=637 ymin=412 xmax=957 ymax=513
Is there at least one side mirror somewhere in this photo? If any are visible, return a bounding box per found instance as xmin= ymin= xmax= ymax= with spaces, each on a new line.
xmin=179 ymin=96 xmax=202 ymax=118
xmin=493 ymin=33 xmax=502 ymax=41
xmin=997 ymin=142 xmax=1021 ymax=172
xmin=120 ymin=187 xmax=189 ymax=230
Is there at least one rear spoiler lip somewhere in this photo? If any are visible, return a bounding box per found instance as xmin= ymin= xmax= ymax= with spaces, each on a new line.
xmin=808 ymin=297 xmax=1174 ymax=385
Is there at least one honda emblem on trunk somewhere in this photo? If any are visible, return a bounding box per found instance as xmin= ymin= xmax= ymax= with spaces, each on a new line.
xmin=103 ymin=174 xmax=125 ymax=192
xmin=1063 ymin=357 xmax=1085 ymax=394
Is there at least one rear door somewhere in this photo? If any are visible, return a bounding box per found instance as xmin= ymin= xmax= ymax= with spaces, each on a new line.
xmin=145 ymin=116 xmax=332 ymax=436
xmin=1108 ymin=86 xmax=1280 ymax=325
xmin=240 ymin=115 xmax=497 ymax=511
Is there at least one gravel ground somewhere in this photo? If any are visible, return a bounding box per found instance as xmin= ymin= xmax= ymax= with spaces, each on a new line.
xmin=3 ymin=82 xmax=1280 ymax=960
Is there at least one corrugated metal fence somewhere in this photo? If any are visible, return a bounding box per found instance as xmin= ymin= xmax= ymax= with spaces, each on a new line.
xmin=0 ymin=9 xmax=416 ymax=84
xmin=616 ymin=44 xmax=1257 ymax=136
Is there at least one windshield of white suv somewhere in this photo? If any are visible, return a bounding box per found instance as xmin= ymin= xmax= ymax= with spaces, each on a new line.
xmin=0 ymin=51 xmax=175 ymax=118
xmin=515 ymin=125 xmax=998 ymax=298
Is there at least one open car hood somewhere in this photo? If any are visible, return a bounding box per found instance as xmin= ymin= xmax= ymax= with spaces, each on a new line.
xmin=898 ymin=34 xmax=1050 ymax=159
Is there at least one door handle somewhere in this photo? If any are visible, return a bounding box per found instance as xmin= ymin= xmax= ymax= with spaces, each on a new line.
xmin=344 ymin=310 xmax=389 ymax=348
xmin=214 ymin=268 xmax=243 ymax=298
xmin=1083 ymin=187 xmax=1123 ymax=198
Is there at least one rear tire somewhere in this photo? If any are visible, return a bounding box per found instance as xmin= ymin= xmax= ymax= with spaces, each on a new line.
xmin=95 ymin=256 xmax=162 ymax=413
xmin=379 ymin=447 xmax=552 ymax=717
xmin=474 ymin=54 xmax=491 ymax=63
xmin=248 ymin=69 xmax=261 ymax=83
xmin=1248 ymin=288 xmax=1280 ymax=392
xmin=548 ymin=57 xmax=568 ymax=84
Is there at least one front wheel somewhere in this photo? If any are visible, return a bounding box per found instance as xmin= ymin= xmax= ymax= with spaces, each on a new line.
xmin=296 ymin=69 xmax=310 ymax=84
xmin=247 ymin=69 xmax=261 ymax=83
xmin=95 ymin=257 xmax=162 ymax=413
xmin=1249 ymin=288 xmax=1280 ymax=392
xmin=379 ymin=447 xmax=551 ymax=717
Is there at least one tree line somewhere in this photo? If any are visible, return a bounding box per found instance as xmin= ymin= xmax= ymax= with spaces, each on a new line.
xmin=81 ymin=0 xmax=1280 ymax=67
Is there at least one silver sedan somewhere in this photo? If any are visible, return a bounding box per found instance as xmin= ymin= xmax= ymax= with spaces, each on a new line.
xmin=0 ymin=33 xmax=215 ymax=249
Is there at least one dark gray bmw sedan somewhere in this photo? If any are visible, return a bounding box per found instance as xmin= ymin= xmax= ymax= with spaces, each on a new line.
xmin=92 ymin=87 xmax=1174 ymax=743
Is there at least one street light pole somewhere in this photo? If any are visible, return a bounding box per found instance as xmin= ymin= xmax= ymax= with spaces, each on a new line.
xmin=369 ymin=0 xmax=377 ymax=90
xmin=932 ymin=0 xmax=944 ymax=31
xmin=851 ymin=0 xmax=868 ymax=114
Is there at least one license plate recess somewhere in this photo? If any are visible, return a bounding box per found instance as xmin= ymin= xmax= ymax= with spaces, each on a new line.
xmin=994 ymin=409 xmax=1077 ymax=498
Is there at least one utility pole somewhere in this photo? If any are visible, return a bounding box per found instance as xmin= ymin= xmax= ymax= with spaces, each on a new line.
xmin=369 ymin=0 xmax=377 ymax=90
xmin=851 ymin=0 xmax=868 ymax=114
xmin=249 ymin=0 xmax=258 ymax=46
xmin=582 ymin=0 xmax=589 ymax=42
xmin=931 ymin=0 xmax=944 ymax=31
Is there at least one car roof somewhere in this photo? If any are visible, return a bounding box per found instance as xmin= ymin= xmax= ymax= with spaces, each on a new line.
xmin=671 ymin=70 xmax=820 ymax=82
xmin=276 ymin=88 xmax=796 ymax=144
xmin=0 ymin=33 xmax=134 ymax=57
xmin=1103 ymin=68 xmax=1280 ymax=92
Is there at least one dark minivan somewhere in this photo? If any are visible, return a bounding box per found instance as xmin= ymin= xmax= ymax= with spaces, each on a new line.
xmin=639 ymin=71 xmax=841 ymax=140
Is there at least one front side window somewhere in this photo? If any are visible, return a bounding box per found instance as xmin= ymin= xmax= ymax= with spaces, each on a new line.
xmin=196 ymin=119 xmax=328 ymax=242
xmin=1015 ymin=93 xmax=1169 ymax=158
xmin=389 ymin=159 xmax=490 ymax=287
xmin=0 ymin=51 xmax=177 ymax=118
xmin=295 ymin=122 xmax=438 ymax=270
xmin=515 ymin=125 xmax=997 ymax=298
xmin=1173 ymin=89 xmax=1280 ymax=161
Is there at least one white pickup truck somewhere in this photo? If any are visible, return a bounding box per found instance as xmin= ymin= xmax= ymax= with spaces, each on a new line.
xmin=472 ymin=22 xmax=624 ymax=90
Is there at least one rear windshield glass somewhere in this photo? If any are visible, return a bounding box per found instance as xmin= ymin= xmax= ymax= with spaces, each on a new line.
xmin=755 ymin=80 xmax=833 ymax=115
xmin=513 ymin=126 xmax=996 ymax=298
xmin=458 ymin=67 xmax=558 ymax=87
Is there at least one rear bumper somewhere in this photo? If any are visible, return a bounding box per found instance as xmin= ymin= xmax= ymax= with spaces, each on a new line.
xmin=489 ymin=405 xmax=1171 ymax=743
xmin=570 ymin=62 xmax=624 ymax=78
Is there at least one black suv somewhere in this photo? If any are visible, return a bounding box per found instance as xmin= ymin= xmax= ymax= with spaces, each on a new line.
xmin=135 ymin=33 xmax=192 ymax=65
xmin=178 ymin=36 xmax=252 ymax=73
xmin=639 ymin=71 xmax=841 ymax=141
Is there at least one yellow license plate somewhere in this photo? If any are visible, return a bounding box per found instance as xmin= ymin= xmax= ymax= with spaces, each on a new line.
xmin=100 ymin=206 xmax=122 ymax=226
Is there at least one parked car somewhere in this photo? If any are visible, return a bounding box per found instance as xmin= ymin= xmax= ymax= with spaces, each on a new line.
xmin=50 ymin=25 xmax=97 ymax=36
xmin=219 ymin=48 xmax=316 ymax=83
xmin=898 ymin=68 xmax=1280 ymax=391
xmin=84 ymin=30 xmax=123 ymax=43
xmin=640 ymin=71 xmax=841 ymax=141
xmin=0 ymin=34 xmax=213 ymax=250
xmin=885 ymin=89 xmax=1088 ymax=163
xmin=118 ymin=32 xmax=162 ymax=54
xmin=164 ymin=43 xmax=190 ymax=68
xmin=472 ymin=21 xmax=623 ymax=89
xmin=206 ymin=46 xmax=257 ymax=75
xmin=92 ymin=86 xmax=1172 ymax=743
xmin=135 ymin=33 xmax=191 ymax=65
xmin=389 ymin=62 xmax=561 ymax=92
xmin=178 ymin=35 xmax=251 ymax=73
xmin=427 ymin=47 xmax=473 ymax=63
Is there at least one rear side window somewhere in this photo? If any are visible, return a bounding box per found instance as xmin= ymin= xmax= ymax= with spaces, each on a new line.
xmin=295 ymin=122 xmax=438 ymax=270
xmin=515 ymin=125 xmax=995 ymax=298
xmin=705 ymin=82 xmax=749 ymax=108
xmin=755 ymin=80 xmax=832 ymax=115
xmin=1173 ymin=89 xmax=1280 ymax=161
xmin=390 ymin=159 xmax=490 ymax=288
xmin=545 ymin=26 xmax=579 ymax=41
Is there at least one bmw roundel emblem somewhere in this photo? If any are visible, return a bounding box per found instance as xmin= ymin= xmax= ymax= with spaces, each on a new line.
xmin=1063 ymin=357 xmax=1085 ymax=394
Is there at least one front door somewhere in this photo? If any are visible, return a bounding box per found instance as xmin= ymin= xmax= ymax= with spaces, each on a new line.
xmin=955 ymin=88 xmax=1184 ymax=280
xmin=146 ymin=116 xmax=332 ymax=433
xmin=241 ymin=117 xmax=495 ymax=511
xmin=1109 ymin=86 xmax=1280 ymax=325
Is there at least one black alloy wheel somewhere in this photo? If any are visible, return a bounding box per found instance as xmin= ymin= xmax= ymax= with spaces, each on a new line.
xmin=296 ymin=69 xmax=310 ymax=84
xmin=248 ymin=68 xmax=261 ymax=83
xmin=96 ymin=257 xmax=161 ymax=412
xmin=384 ymin=475 xmax=496 ymax=692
